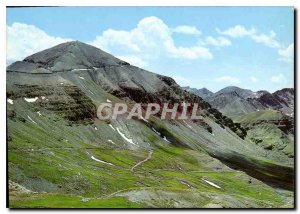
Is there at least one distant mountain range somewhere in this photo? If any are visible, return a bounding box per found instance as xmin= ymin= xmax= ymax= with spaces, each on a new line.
xmin=183 ymin=85 xmax=294 ymax=160
xmin=183 ymin=86 xmax=294 ymax=118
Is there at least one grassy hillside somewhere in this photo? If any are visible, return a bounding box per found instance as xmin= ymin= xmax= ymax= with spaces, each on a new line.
xmin=235 ymin=110 xmax=294 ymax=159
xmin=235 ymin=109 xmax=282 ymax=123
xmin=7 ymin=79 xmax=293 ymax=207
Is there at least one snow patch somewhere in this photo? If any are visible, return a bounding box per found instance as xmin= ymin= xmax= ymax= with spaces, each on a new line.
xmin=163 ymin=136 xmax=170 ymax=143
xmin=180 ymin=180 xmax=191 ymax=188
xmin=202 ymin=179 xmax=221 ymax=189
xmin=81 ymin=198 xmax=90 ymax=202
xmin=152 ymin=127 xmax=161 ymax=136
xmin=41 ymin=96 xmax=46 ymax=100
xmin=94 ymin=127 xmax=98 ymax=130
xmin=7 ymin=98 xmax=13 ymax=105
xmin=91 ymin=156 xmax=114 ymax=166
xmin=27 ymin=116 xmax=37 ymax=124
xmin=109 ymin=124 xmax=116 ymax=131
xmin=140 ymin=116 xmax=148 ymax=123
xmin=116 ymin=128 xmax=135 ymax=145
xmin=106 ymin=99 xmax=111 ymax=103
xmin=37 ymin=111 xmax=42 ymax=116
xmin=183 ymin=120 xmax=194 ymax=130
xmin=108 ymin=140 xmax=115 ymax=144
xmin=60 ymin=82 xmax=64 ymax=85
xmin=24 ymin=97 xmax=38 ymax=103
xmin=72 ymin=68 xmax=89 ymax=71
xmin=79 ymin=76 xmax=85 ymax=80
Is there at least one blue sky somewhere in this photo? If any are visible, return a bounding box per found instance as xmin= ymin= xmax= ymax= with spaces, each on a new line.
xmin=7 ymin=7 xmax=294 ymax=92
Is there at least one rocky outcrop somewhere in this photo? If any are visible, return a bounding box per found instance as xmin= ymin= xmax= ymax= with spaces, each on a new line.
xmin=7 ymin=84 xmax=96 ymax=124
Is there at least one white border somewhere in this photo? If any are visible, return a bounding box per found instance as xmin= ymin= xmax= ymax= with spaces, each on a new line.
xmin=1 ymin=1 xmax=298 ymax=213
xmin=3 ymin=0 xmax=297 ymax=6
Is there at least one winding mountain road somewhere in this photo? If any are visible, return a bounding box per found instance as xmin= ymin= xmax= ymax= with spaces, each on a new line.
xmin=131 ymin=150 xmax=153 ymax=173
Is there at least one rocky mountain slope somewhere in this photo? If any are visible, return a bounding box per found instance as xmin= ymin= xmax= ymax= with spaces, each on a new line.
xmin=254 ymin=88 xmax=294 ymax=116
xmin=182 ymin=87 xmax=214 ymax=99
xmin=7 ymin=41 xmax=294 ymax=208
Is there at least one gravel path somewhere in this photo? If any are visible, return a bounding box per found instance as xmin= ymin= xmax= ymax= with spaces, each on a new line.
xmin=131 ymin=150 xmax=153 ymax=173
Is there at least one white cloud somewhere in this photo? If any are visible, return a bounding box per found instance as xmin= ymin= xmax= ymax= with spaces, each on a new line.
xmin=172 ymin=75 xmax=191 ymax=86
xmin=217 ymin=25 xmax=281 ymax=49
xmin=217 ymin=25 xmax=288 ymax=62
xmin=172 ymin=25 xmax=201 ymax=35
xmin=116 ymin=55 xmax=147 ymax=67
xmin=251 ymin=31 xmax=281 ymax=48
xmin=278 ymin=43 xmax=294 ymax=63
xmin=216 ymin=25 xmax=256 ymax=38
xmin=7 ymin=22 xmax=72 ymax=64
xmin=167 ymin=45 xmax=212 ymax=59
xmin=90 ymin=29 xmax=142 ymax=53
xmin=271 ymin=73 xmax=287 ymax=83
xmin=214 ymin=76 xmax=241 ymax=84
xmin=7 ymin=19 xmax=212 ymax=68
xmin=249 ymin=76 xmax=259 ymax=83
xmin=90 ymin=16 xmax=212 ymax=64
xmin=202 ymin=36 xmax=231 ymax=47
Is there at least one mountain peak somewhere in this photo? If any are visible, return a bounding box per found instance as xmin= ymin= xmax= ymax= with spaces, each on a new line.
xmin=217 ymin=86 xmax=243 ymax=92
xmin=199 ymin=87 xmax=212 ymax=93
xmin=182 ymin=86 xmax=214 ymax=99
xmin=7 ymin=41 xmax=129 ymax=73
xmin=216 ymin=86 xmax=255 ymax=99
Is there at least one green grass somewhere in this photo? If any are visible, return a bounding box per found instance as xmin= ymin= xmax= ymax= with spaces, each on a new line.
xmin=10 ymin=193 xmax=142 ymax=208
xmin=234 ymin=109 xmax=282 ymax=124
xmin=8 ymin=141 xmax=288 ymax=207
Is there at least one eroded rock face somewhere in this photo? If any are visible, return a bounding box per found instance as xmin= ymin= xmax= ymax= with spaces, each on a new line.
xmin=257 ymin=93 xmax=286 ymax=109
xmin=7 ymin=84 xmax=96 ymax=124
xmin=276 ymin=116 xmax=294 ymax=135
xmin=113 ymin=77 xmax=247 ymax=139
